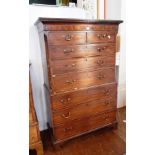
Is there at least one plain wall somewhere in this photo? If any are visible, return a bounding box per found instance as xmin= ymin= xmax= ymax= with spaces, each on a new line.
xmin=106 ymin=0 xmax=126 ymax=108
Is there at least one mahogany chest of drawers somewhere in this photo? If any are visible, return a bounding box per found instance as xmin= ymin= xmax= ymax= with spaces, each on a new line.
xmin=35 ymin=18 xmax=123 ymax=144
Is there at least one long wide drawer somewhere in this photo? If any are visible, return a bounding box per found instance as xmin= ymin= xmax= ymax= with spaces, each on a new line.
xmin=51 ymin=67 xmax=115 ymax=93
xmin=53 ymin=110 xmax=116 ymax=141
xmin=47 ymin=32 xmax=86 ymax=45
xmin=50 ymin=56 xmax=115 ymax=74
xmin=87 ymin=31 xmax=116 ymax=43
xmin=51 ymin=83 xmax=117 ymax=111
xmin=52 ymin=98 xmax=116 ymax=126
xmin=48 ymin=44 xmax=115 ymax=60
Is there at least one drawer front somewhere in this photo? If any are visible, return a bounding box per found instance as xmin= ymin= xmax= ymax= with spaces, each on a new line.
xmin=50 ymin=56 xmax=115 ymax=74
xmin=87 ymin=31 xmax=116 ymax=43
xmin=51 ymin=68 xmax=115 ymax=93
xmin=52 ymin=83 xmax=116 ymax=111
xmin=29 ymin=125 xmax=39 ymax=144
xmin=48 ymin=44 xmax=115 ymax=60
xmin=54 ymin=110 xmax=116 ymax=141
xmin=53 ymin=98 xmax=116 ymax=126
xmin=44 ymin=24 xmax=118 ymax=31
xmin=47 ymin=32 xmax=86 ymax=45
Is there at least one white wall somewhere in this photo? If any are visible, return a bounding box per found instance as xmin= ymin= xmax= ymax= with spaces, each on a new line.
xmin=29 ymin=5 xmax=87 ymax=131
xmin=98 ymin=0 xmax=105 ymax=19
xmin=106 ymin=0 xmax=126 ymax=108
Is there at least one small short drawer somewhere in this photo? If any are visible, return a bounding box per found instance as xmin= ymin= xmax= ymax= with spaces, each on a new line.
xmin=53 ymin=110 xmax=116 ymax=141
xmin=48 ymin=45 xmax=86 ymax=60
xmin=87 ymin=31 xmax=116 ymax=43
xmin=51 ymin=83 xmax=117 ymax=111
xmin=29 ymin=124 xmax=39 ymax=144
xmin=47 ymin=32 xmax=86 ymax=45
xmin=51 ymin=67 xmax=115 ymax=93
xmin=50 ymin=56 xmax=115 ymax=75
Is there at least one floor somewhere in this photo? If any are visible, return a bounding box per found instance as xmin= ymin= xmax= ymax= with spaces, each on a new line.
xmin=30 ymin=107 xmax=126 ymax=155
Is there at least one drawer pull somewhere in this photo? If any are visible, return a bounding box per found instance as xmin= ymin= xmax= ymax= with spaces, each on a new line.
xmin=97 ymin=34 xmax=111 ymax=39
xmin=60 ymin=98 xmax=71 ymax=104
xmin=65 ymin=34 xmax=73 ymax=41
xmin=97 ymin=47 xmax=106 ymax=52
xmin=104 ymin=90 xmax=110 ymax=95
xmin=63 ymin=127 xmax=72 ymax=132
xmin=65 ymin=80 xmax=77 ymax=84
xmin=62 ymin=112 xmax=70 ymax=118
xmin=97 ymin=75 xmax=105 ymax=80
xmin=105 ymin=101 xmax=111 ymax=105
xmin=97 ymin=60 xmax=104 ymax=65
xmin=67 ymin=97 xmax=71 ymax=101
xmin=72 ymin=64 xmax=76 ymax=67
xmin=60 ymin=99 xmax=64 ymax=103
xmin=64 ymin=49 xmax=74 ymax=54
xmin=65 ymin=64 xmax=76 ymax=68
xmin=107 ymin=35 xmax=111 ymax=39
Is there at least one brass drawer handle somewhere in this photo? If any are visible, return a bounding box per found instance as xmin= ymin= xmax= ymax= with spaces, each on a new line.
xmin=60 ymin=98 xmax=71 ymax=104
xmin=62 ymin=112 xmax=70 ymax=118
xmin=63 ymin=127 xmax=72 ymax=132
xmin=67 ymin=97 xmax=71 ymax=101
xmin=97 ymin=34 xmax=111 ymax=39
xmin=65 ymin=64 xmax=76 ymax=68
xmin=97 ymin=75 xmax=105 ymax=80
xmin=97 ymin=60 xmax=104 ymax=65
xmin=102 ymin=115 xmax=110 ymax=120
xmin=97 ymin=47 xmax=106 ymax=52
xmin=64 ymin=49 xmax=74 ymax=54
xmin=65 ymin=80 xmax=77 ymax=84
xmin=104 ymin=90 xmax=110 ymax=95
xmin=65 ymin=34 xmax=73 ymax=41
xmin=107 ymin=35 xmax=111 ymax=39
xmin=105 ymin=101 xmax=111 ymax=105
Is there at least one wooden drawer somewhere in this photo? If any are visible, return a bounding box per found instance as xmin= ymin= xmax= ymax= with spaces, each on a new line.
xmin=50 ymin=56 xmax=115 ymax=75
xmin=53 ymin=98 xmax=116 ymax=126
xmin=87 ymin=31 xmax=116 ymax=43
xmin=48 ymin=44 xmax=115 ymax=60
xmin=29 ymin=124 xmax=40 ymax=144
xmin=44 ymin=23 xmax=118 ymax=31
xmin=53 ymin=110 xmax=116 ymax=141
xmin=47 ymin=32 xmax=86 ymax=45
xmin=51 ymin=83 xmax=116 ymax=111
xmin=51 ymin=67 xmax=115 ymax=93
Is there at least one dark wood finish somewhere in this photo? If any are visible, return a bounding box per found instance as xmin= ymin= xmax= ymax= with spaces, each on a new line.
xmin=87 ymin=31 xmax=116 ymax=43
xmin=35 ymin=18 xmax=122 ymax=144
xmin=50 ymin=56 xmax=115 ymax=74
xmin=53 ymin=110 xmax=116 ymax=141
xmin=52 ymin=102 xmax=116 ymax=126
xmin=51 ymin=83 xmax=116 ymax=111
xmin=41 ymin=23 xmax=119 ymax=31
xmin=51 ymin=68 xmax=115 ymax=93
xmin=29 ymin=74 xmax=44 ymax=155
xmin=48 ymin=43 xmax=115 ymax=60
xmin=30 ymin=107 xmax=126 ymax=155
xmin=47 ymin=32 xmax=86 ymax=45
